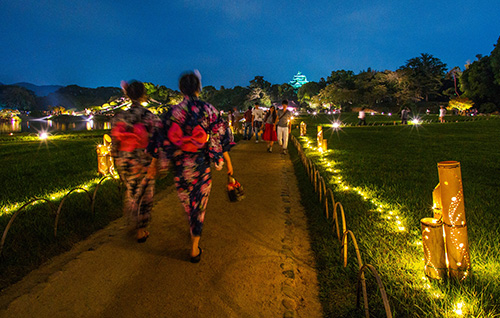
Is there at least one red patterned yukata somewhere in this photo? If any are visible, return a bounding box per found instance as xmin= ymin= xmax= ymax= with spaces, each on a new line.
xmin=111 ymin=103 xmax=162 ymax=229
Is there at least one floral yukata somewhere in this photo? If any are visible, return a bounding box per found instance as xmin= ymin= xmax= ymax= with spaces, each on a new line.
xmin=161 ymin=97 xmax=233 ymax=237
xmin=111 ymin=103 xmax=162 ymax=230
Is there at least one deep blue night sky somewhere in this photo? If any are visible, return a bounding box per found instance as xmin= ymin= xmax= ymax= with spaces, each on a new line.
xmin=1 ymin=0 xmax=499 ymax=90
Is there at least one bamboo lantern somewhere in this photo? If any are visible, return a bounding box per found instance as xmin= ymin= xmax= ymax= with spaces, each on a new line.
xmin=322 ymin=139 xmax=327 ymax=152
xmin=432 ymin=183 xmax=443 ymax=220
xmin=300 ymin=121 xmax=307 ymax=136
xmin=317 ymin=126 xmax=323 ymax=148
xmin=421 ymin=218 xmax=447 ymax=279
xmin=97 ymin=134 xmax=114 ymax=175
xmin=437 ymin=161 xmax=471 ymax=280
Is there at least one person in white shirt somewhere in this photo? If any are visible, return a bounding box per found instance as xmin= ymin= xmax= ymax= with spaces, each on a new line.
xmin=276 ymin=100 xmax=292 ymax=154
xmin=251 ymin=102 xmax=264 ymax=143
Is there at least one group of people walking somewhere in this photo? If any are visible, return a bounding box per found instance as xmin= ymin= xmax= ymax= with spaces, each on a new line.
xmin=111 ymin=72 xmax=234 ymax=264
xmin=242 ymin=100 xmax=293 ymax=154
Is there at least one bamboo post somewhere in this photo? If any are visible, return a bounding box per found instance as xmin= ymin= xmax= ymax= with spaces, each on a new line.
xmin=300 ymin=121 xmax=307 ymax=136
xmin=421 ymin=218 xmax=447 ymax=279
xmin=98 ymin=134 xmax=114 ymax=175
xmin=317 ymin=126 xmax=323 ymax=149
xmin=322 ymin=139 xmax=327 ymax=152
xmin=432 ymin=183 xmax=442 ymax=220
xmin=437 ymin=161 xmax=471 ymax=280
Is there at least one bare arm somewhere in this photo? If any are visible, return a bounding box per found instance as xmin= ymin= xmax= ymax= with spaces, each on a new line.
xmin=223 ymin=151 xmax=233 ymax=175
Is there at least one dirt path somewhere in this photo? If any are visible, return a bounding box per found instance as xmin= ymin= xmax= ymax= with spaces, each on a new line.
xmin=0 ymin=140 xmax=323 ymax=318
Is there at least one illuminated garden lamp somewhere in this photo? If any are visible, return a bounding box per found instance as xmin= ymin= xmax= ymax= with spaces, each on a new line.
xmin=411 ymin=118 xmax=422 ymax=125
xmin=422 ymin=161 xmax=471 ymax=281
xmin=438 ymin=161 xmax=470 ymax=280
xmin=420 ymin=217 xmax=447 ymax=279
xmin=432 ymin=184 xmax=442 ymax=219
xmin=317 ymin=126 xmax=323 ymax=148
xmin=300 ymin=121 xmax=307 ymax=136
xmin=39 ymin=132 xmax=49 ymax=140
xmin=97 ymin=134 xmax=115 ymax=175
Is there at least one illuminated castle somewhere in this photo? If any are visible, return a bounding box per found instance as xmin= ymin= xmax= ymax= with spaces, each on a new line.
xmin=289 ymin=71 xmax=309 ymax=89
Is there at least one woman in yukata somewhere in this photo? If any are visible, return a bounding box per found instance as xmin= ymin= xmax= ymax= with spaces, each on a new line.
xmin=111 ymin=80 xmax=162 ymax=243
xmin=160 ymin=71 xmax=234 ymax=263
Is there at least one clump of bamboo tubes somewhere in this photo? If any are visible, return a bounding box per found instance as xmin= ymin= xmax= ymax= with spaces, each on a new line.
xmin=421 ymin=161 xmax=471 ymax=281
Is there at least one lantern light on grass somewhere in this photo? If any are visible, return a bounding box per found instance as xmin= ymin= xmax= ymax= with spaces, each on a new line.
xmin=332 ymin=121 xmax=341 ymax=130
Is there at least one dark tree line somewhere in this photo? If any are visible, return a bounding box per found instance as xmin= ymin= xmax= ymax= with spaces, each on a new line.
xmin=0 ymin=84 xmax=121 ymax=112
xmin=2 ymin=36 xmax=500 ymax=114
xmin=460 ymin=36 xmax=500 ymax=113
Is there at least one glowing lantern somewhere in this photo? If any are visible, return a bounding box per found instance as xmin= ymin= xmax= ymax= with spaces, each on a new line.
xmin=39 ymin=132 xmax=49 ymax=140
xmin=432 ymin=183 xmax=442 ymax=219
xmin=97 ymin=134 xmax=115 ymax=175
xmin=317 ymin=126 xmax=323 ymax=148
xmin=421 ymin=161 xmax=471 ymax=281
xmin=421 ymin=218 xmax=447 ymax=279
xmin=300 ymin=121 xmax=307 ymax=136
xmin=438 ymin=161 xmax=470 ymax=280
xmin=322 ymin=139 xmax=327 ymax=152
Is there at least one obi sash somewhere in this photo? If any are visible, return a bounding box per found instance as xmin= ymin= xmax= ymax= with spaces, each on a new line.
xmin=168 ymin=122 xmax=208 ymax=152
xmin=112 ymin=122 xmax=149 ymax=152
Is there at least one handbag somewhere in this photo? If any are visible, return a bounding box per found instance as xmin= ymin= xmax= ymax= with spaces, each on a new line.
xmin=227 ymin=175 xmax=245 ymax=202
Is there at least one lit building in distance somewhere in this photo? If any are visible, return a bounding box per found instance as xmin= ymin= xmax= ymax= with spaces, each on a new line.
xmin=289 ymin=71 xmax=309 ymax=90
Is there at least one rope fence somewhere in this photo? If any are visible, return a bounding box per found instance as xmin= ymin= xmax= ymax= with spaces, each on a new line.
xmin=291 ymin=134 xmax=393 ymax=318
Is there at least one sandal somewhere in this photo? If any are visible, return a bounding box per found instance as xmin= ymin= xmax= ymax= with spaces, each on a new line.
xmin=137 ymin=230 xmax=150 ymax=243
xmin=190 ymin=247 xmax=203 ymax=263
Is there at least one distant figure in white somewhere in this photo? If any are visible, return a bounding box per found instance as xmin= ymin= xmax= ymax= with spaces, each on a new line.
xmin=439 ymin=106 xmax=446 ymax=123
xmin=358 ymin=107 xmax=366 ymax=126
xmin=276 ymin=100 xmax=292 ymax=154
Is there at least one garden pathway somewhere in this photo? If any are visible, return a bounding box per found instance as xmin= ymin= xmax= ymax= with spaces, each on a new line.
xmin=0 ymin=139 xmax=322 ymax=318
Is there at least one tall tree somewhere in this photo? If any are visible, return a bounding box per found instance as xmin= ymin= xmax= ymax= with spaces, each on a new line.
xmin=489 ymin=36 xmax=500 ymax=86
xmin=249 ymin=76 xmax=271 ymax=91
xmin=278 ymin=83 xmax=297 ymax=101
xmin=460 ymin=55 xmax=500 ymax=111
xmin=326 ymin=70 xmax=355 ymax=88
xmin=399 ymin=53 xmax=447 ymax=101
xmin=297 ymin=82 xmax=321 ymax=106
xmin=353 ymin=70 xmax=388 ymax=107
xmin=144 ymin=82 xmax=178 ymax=104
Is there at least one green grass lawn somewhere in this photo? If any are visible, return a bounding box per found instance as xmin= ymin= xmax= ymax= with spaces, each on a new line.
xmin=0 ymin=130 xmax=173 ymax=290
xmin=1 ymin=131 xmax=105 ymax=206
xmin=291 ymin=114 xmax=500 ymax=317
